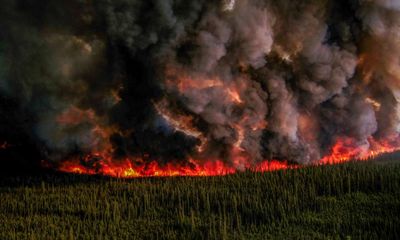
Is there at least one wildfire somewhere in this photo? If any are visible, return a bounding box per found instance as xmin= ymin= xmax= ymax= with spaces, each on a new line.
xmin=53 ymin=80 xmax=400 ymax=179
xmin=56 ymin=136 xmax=400 ymax=178
xmin=52 ymin=65 xmax=400 ymax=179
xmin=58 ymin=153 xmax=292 ymax=178
xmin=320 ymin=137 xmax=400 ymax=164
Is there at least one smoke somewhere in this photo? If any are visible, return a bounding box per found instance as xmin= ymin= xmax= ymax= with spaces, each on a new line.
xmin=1 ymin=0 xmax=400 ymax=168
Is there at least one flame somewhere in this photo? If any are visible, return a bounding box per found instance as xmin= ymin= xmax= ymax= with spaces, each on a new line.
xmin=58 ymin=152 xmax=292 ymax=178
xmin=53 ymin=67 xmax=400 ymax=178
xmin=320 ymin=137 xmax=400 ymax=164
xmin=56 ymin=136 xmax=400 ymax=178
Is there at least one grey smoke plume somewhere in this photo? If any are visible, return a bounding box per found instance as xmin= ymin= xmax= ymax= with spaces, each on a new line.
xmin=1 ymin=0 xmax=400 ymax=167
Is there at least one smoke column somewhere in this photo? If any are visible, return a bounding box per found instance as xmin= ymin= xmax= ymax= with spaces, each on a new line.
xmin=1 ymin=0 xmax=400 ymax=174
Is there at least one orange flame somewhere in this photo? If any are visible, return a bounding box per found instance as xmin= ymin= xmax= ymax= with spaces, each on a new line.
xmin=320 ymin=137 xmax=400 ymax=165
xmin=58 ymin=154 xmax=292 ymax=178
xmin=56 ymin=136 xmax=400 ymax=178
xmin=53 ymin=68 xmax=400 ymax=178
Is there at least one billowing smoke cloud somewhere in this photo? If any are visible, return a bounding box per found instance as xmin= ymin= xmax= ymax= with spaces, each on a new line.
xmin=1 ymin=0 xmax=400 ymax=169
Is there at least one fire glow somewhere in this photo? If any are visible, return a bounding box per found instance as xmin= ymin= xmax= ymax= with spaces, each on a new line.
xmin=55 ymin=69 xmax=400 ymax=178
xmin=53 ymin=68 xmax=400 ymax=178
xmin=59 ymin=156 xmax=293 ymax=178
xmin=4 ymin=0 xmax=400 ymax=180
xmin=58 ymin=137 xmax=400 ymax=178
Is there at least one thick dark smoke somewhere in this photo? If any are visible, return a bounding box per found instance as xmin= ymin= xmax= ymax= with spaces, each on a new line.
xmin=1 ymin=0 xmax=400 ymax=170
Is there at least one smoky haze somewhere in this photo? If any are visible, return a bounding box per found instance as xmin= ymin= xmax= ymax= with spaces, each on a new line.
xmin=1 ymin=0 xmax=400 ymax=170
